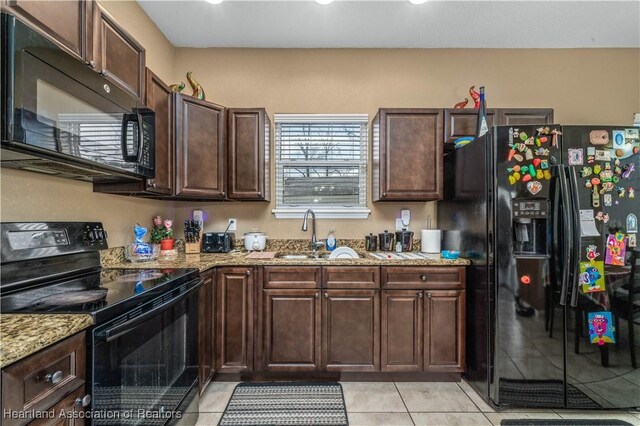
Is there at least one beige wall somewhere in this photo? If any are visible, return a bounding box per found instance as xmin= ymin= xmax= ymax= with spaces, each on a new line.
xmin=173 ymin=47 xmax=640 ymax=239
xmin=1 ymin=0 xmax=639 ymax=246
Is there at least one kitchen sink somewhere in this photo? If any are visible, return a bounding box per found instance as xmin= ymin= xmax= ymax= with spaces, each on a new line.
xmin=278 ymin=253 xmax=315 ymax=259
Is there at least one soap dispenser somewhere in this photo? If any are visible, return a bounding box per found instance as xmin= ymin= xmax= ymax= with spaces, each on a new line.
xmin=326 ymin=229 xmax=337 ymax=251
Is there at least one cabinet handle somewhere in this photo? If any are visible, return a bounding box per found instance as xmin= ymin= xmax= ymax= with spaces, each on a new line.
xmin=418 ymin=292 xmax=423 ymax=298
xmin=315 ymin=292 xmax=319 ymax=298
xmin=383 ymin=192 xmax=387 ymax=197
xmin=88 ymin=60 xmax=96 ymax=68
xmin=324 ymin=292 xmax=328 ymax=298
xmin=257 ymin=192 xmax=261 ymax=196
xmin=75 ymin=394 xmax=91 ymax=407
xmin=45 ymin=371 xmax=64 ymax=384
xmin=246 ymin=270 xmax=251 ymax=276
xmin=427 ymin=292 xmax=432 ymax=298
xmin=221 ymin=192 xmax=226 ymax=197
xmin=420 ymin=275 xmax=427 ymax=281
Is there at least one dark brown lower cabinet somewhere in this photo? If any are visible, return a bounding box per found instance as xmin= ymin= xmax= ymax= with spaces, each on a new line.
xmin=215 ymin=267 xmax=254 ymax=373
xmin=261 ymin=289 xmax=321 ymax=371
xmin=424 ymin=290 xmax=465 ymax=372
xmin=321 ymin=290 xmax=380 ymax=371
xmin=199 ymin=271 xmax=215 ymax=392
xmin=381 ymin=290 xmax=423 ymax=372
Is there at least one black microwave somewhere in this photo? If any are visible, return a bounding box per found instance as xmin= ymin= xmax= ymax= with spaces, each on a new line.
xmin=1 ymin=14 xmax=154 ymax=182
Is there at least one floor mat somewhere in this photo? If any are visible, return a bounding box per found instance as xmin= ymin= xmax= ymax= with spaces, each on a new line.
xmin=219 ymin=382 xmax=348 ymax=426
xmin=498 ymin=379 xmax=601 ymax=409
xmin=501 ymin=420 xmax=633 ymax=425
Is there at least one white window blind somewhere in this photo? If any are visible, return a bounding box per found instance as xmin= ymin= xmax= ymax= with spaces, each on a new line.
xmin=273 ymin=114 xmax=370 ymax=219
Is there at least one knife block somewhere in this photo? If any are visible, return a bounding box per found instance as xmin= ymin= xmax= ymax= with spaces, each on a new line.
xmin=185 ymin=231 xmax=202 ymax=254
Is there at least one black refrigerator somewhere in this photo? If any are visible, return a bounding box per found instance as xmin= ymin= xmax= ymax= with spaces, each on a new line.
xmin=439 ymin=124 xmax=639 ymax=409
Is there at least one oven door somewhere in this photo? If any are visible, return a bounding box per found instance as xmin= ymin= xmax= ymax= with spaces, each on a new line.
xmin=91 ymin=281 xmax=200 ymax=425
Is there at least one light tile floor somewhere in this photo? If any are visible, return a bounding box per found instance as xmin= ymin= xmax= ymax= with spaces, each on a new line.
xmin=197 ymin=381 xmax=640 ymax=426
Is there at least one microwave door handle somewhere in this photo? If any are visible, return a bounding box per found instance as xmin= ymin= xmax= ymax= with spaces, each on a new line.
xmin=97 ymin=280 xmax=202 ymax=343
xmin=568 ymin=167 xmax=582 ymax=307
xmin=136 ymin=112 xmax=144 ymax=163
xmin=120 ymin=113 xmax=139 ymax=163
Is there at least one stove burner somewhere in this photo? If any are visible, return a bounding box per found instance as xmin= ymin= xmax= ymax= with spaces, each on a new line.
xmin=111 ymin=272 xmax=165 ymax=282
xmin=36 ymin=290 xmax=108 ymax=307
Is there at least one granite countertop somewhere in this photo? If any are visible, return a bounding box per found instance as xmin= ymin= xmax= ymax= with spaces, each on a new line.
xmin=103 ymin=250 xmax=470 ymax=272
xmin=0 ymin=314 xmax=94 ymax=368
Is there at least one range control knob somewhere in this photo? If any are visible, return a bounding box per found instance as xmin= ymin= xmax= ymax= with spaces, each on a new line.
xmin=520 ymin=275 xmax=531 ymax=285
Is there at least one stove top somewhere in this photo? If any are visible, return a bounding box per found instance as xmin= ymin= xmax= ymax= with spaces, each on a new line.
xmin=1 ymin=268 xmax=199 ymax=323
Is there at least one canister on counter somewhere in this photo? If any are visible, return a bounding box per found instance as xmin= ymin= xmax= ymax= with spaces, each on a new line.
xmin=378 ymin=230 xmax=395 ymax=251
xmin=365 ymin=233 xmax=378 ymax=251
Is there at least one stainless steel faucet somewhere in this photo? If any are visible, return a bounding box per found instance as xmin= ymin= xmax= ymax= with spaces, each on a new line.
xmin=302 ymin=209 xmax=323 ymax=253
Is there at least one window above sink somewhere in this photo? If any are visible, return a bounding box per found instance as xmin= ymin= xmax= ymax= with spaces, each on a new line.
xmin=272 ymin=114 xmax=370 ymax=219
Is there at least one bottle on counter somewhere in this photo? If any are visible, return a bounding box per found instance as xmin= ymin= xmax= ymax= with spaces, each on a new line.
xmin=326 ymin=229 xmax=337 ymax=251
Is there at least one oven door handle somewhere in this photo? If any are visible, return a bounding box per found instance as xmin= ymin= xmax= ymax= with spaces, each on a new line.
xmin=96 ymin=280 xmax=202 ymax=343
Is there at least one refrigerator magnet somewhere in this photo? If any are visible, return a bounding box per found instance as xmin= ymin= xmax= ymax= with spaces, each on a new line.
xmin=627 ymin=213 xmax=638 ymax=233
xmin=604 ymin=194 xmax=612 ymax=206
xmin=586 ymin=244 xmax=600 ymax=261
xmin=628 ymin=234 xmax=637 ymax=248
xmin=588 ymin=312 xmax=615 ymax=346
xmin=613 ymin=130 xmax=625 ymax=148
xmin=605 ymin=233 xmax=626 ymax=266
xmin=568 ymin=149 xmax=584 ymax=165
xmin=595 ymin=150 xmax=611 ymax=161
xmin=579 ymin=261 xmax=605 ymax=293
xmin=626 ymin=128 xmax=640 ymax=139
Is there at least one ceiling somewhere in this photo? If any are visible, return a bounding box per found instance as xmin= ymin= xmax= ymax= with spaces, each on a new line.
xmin=138 ymin=1 xmax=640 ymax=49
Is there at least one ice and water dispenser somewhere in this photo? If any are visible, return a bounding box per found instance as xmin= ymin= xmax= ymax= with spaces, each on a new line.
xmin=511 ymin=198 xmax=551 ymax=310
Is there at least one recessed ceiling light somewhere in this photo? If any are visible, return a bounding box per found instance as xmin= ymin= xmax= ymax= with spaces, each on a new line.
xmin=205 ymin=0 xmax=223 ymax=4
xmin=315 ymin=0 xmax=335 ymax=5
xmin=408 ymin=0 xmax=429 ymax=4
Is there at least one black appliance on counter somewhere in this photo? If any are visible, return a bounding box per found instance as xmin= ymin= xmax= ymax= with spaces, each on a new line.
xmin=202 ymin=232 xmax=235 ymax=253
xmin=439 ymin=125 xmax=639 ymax=409
xmin=1 ymin=14 xmax=154 ymax=182
xmin=0 ymin=222 xmax=201 ymax=425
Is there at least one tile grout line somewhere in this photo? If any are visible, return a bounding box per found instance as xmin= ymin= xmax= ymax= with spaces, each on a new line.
xmin=393 ymin=382 xmax=416 ymax=426
xmin=456 ymin=381 xmax=495 ymax=425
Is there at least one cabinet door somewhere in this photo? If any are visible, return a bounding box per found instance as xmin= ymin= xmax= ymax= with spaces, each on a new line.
xmin=373 ymin=109 xmax=443 ymax=201
xmin=381 ymin=290 xmax=423 ymax=372
xmin=261 ymin=289 xmax=321 ymax=371
xmin=321 ymin=290 xmax=380 ymax=371
xmin=4 ymin=0 xmax=93 ymax=64
xmin=215 ymin=267 xmax=254 ymax=373
xmin=145 ymin=68 xmax=173 ymax=195
xmin=424 ymin=290 xmax=465 ymax=372
xmin=498 ymin=108 xmax=554 ymax=126
xmin=175 ymin=94 xmax=226 ymax=199
xmin=93 ymin=2 xmax=145 ymax=99
xmin=228 ymin=108 xmax=270 ymax=201
xmin=443 ymin=108 xmax=497 ymax=151
xmin=199 ymin=272 xmax=215 ymax=392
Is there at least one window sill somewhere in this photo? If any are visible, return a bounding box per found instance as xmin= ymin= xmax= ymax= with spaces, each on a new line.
xmin=272 ymin=208 xmax=371 ymax=219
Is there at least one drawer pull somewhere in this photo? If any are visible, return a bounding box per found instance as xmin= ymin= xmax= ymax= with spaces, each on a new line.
xmin=246 ymin=270 xmax=251 ymax=276
xmin=427 ymin=292 xmax=432 ymax=298
xmin=418 ymin=292 xmax=423 ymax=298
xmin=45 ymin=370 xmax=64 ymax=384
xmin=324 ymin=292 xmax=328 ymax=298
xmin=315 ymin=292 xmax=319 ymax=298
xmin=75 ymin=394 xmax=92 ymax=407
xmin=420 ymin=275 xmax=428 ymax=281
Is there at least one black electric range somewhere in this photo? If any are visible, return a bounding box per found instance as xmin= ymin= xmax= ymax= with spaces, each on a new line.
xmin=0 ymin=222 xmax=200 ymax=426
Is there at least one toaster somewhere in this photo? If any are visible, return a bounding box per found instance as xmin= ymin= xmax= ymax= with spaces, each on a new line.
xmin=202 ymin=232 xmax=235 ymax=253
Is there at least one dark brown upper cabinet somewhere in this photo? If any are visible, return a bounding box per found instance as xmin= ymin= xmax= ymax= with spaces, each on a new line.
xmin=443 ymin=108 xmax=554 ymax=152
xmin=92 ymin=2 xmax=145 ymax=100
xmin=93 ymin=68 xmax=173 ymax=196
xmin=175 ymin=93 xmax=227 ymax=199
xmin=3 ymin=0 xmax=94 ymax=64
xmin=372 ymin=109 xmax=443 ymax=201
xmin=227 ymin=108 xmax=271 ymax=201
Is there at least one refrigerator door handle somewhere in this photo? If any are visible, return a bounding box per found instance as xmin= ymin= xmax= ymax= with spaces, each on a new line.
xmin=568 ymin=167 xmax=582 ymax=307
xmin=550 ymin=166 xmax=562 ymax=296
xmin=556 ymin=165 xmax=572 ymax=306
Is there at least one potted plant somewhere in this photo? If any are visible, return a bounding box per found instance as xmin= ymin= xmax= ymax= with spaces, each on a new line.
xmin=150 ymin=216 xmax=174 ymax=250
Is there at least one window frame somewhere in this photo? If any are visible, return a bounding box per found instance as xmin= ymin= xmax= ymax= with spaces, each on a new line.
xmin=271 ymin=113 xmax=371 ymax=219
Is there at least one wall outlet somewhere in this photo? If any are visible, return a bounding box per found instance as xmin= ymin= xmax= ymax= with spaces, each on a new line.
xmin=228 ymin=218 xmax=237 ymax=231
xmin=395 ymin=218 xmax=404 ymax=231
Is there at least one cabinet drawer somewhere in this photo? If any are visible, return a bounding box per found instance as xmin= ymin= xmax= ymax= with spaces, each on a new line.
xmin=2 ymin=332 xmax=86 ymax=426
xmin=382 ymin=267 xmax=465 ymax=290
xmin=323 ymin=266 xmax=380 ymax=289
xmin=263 ymin=266 xmax=321 ymax=289
xmin=29 ymin=385 xmax=86 ymax=426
